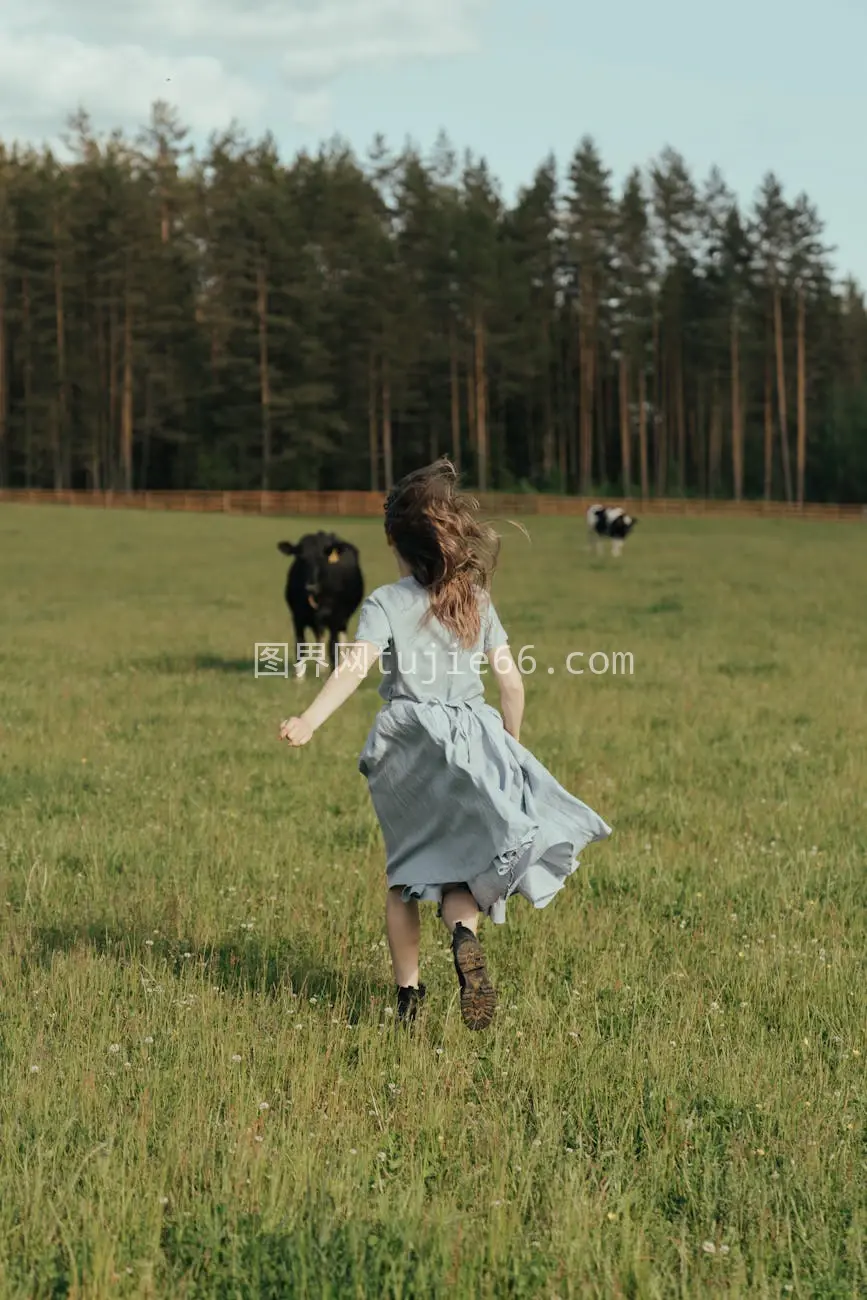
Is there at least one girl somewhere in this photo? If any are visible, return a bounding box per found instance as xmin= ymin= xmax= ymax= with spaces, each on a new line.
xmin=280 ymin=460 xmax=611 ymax=1031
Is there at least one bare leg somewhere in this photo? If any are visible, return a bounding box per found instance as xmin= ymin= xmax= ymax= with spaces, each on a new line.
xmin=439 ymin=885 xmax=480 ymax=935
xmin=386 ymin=886 xmax=420 ymax=988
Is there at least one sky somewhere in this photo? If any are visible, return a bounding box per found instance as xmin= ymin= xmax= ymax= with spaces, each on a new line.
xmin=1 ymin=0 xmax=865 ymax=286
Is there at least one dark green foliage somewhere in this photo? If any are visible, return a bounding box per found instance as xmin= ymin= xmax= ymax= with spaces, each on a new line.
xmin=0 ymin=103 xmax=865 ymax=498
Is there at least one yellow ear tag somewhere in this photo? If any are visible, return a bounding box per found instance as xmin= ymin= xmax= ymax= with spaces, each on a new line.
xmin=328 ymin=549 xmax=340 ymax=563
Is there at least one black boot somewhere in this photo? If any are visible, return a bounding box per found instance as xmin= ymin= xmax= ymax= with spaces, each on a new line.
xmin=396 ymin=983 xmax=426 ymax=1024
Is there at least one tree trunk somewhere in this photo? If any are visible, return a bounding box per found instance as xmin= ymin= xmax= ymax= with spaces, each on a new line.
xmin=54 ymin=225 xmax=67 ymax=489
xmin=368 ymin=350 xmax=379 ymax=491
xmin=449 ymin=322 xmax=461 ymax=474
xmin=121 ymin=289 xmax=134 ymax=491
xmin=676 ymin=345 xmax=686 ymax=493
xmin=709 ymin=381 xmax=722 ymax=497
xmin=619 ymin=350 xmax=631 ymax=496
xmin=731 ymin=306 xmax=743 ymax=501
xmin=109 ymin=303 xmax=118 ymax=484
xmin=542 ymin=320 xmax=554 ymax=482
xmin=560 ymin=315 xmax=573 ymax=489
xmin=688 ymin=408 xmax=698 ymax=498
xmin=22 ymin=274 xmax=33 ymax=487
xmin=596 ymin=363 xmax=607 ymax=488
xmin=638 ymin=362 xmax=649 ymax=500
xmin=796 ymin=287 xmax=807 ymax=507
xmin=474 ymin=308 xmax=488 ymax=490
xmin=582 ymin=339 xmax=594 ymax=492
xmin=0 ymin=270 xmax=6 ymax=488
xmin=695 ymin=377 xmax=706 ymax=496
xmin=578 ymin=295 xmax=595 ymax=493
xmin=142 ymin=373 xmax=153 ymax=489
xmin=466 ymin=350 xmax=476 ymax=454
xmin=763 ymin=350 xmax=773 ymax=501
xmin=93 ymin=305 xmax=104 ymax=490
xmin=773 ymin=285 xmax=793 ymax=502
xmin=382 ymin=359 xmax=393 ymax=491
xmin=256 ymin=264 xmax=271 ymax=490
xmin=571 ymin=336 xmax=582 ymax=486
xmin=653 ymin=308 xmax=666 ymax=495
xmin=556 ymin=319 xmax=568 ymax=488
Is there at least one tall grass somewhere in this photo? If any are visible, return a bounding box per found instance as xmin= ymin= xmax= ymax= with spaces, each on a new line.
xmin=0 ymin=505 xmax=864 ymax=1298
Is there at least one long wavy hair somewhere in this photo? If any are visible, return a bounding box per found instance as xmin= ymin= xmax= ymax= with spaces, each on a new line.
xmin=384 ymin=458 xmax=500 ymax=648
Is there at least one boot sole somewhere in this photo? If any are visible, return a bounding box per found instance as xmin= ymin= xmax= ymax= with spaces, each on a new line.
xmin=454 ymin=934 xmax=497 ymax=1031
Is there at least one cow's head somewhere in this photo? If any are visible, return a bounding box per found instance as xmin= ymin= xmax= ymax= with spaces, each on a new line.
xmin=277 ymin=532 xmax=355 ymax=609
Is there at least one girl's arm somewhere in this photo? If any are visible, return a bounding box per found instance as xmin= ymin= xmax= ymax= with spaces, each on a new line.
xmin=488 ymin=644 xmax=524 ymax=742
xmin=280 ymin=641 xmax=381 ymax=746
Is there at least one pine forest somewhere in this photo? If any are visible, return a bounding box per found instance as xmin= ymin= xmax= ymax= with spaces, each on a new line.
xmin=1 ymin=103 xmax=865 ymax=501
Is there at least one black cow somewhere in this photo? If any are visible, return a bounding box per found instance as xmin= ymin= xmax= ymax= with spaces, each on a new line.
xmin=586 ymin=504 xmax=638 ymax=557
xmin=277 ymin=531 xmax=364 ymax=674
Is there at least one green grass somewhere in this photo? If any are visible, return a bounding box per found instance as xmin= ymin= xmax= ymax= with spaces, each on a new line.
xmin=1 ymin=504 xmax=865 ymax=1299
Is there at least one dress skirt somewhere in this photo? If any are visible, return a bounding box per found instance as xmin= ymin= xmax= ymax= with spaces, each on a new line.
xmin=358 ymin=696 xmax=612 ymax=924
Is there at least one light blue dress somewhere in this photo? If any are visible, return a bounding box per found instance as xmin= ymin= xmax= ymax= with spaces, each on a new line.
xmin=355 ymin=577 xmax=612 ymax=924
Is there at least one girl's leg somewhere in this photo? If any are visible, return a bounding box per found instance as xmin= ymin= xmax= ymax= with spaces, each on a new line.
xmin=386 ymin=886 xmax=421 ymax=988
xmin=439 ymin=885 xmax=480 ymax=935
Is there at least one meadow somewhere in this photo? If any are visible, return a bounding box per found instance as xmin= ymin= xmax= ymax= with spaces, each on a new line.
xmin=0 ymin=503 xmax=864 ymax=1299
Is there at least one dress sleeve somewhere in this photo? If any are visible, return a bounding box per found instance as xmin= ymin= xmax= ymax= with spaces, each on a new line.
xmin=354 ymin=593 xmax=391 ymax=651
xmin=483 ymin=599 xmax=509 ymax=651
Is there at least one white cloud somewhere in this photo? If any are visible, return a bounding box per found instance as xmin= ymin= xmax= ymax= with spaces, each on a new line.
xmin=0 ymin=0 xmax=488 ymax=148
xmin=290 ymin=90 xmax=333 ymax=133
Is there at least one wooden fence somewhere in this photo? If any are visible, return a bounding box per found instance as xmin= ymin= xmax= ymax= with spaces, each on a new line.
xmin=0 ymin=487 xmax=864 ymax=522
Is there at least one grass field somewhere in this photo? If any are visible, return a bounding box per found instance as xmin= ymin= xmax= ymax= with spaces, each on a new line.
xmin=1 ymin=504 xmax=865 ymax=1299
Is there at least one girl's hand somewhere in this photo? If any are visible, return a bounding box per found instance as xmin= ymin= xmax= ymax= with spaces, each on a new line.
xmin=277 ymin=640 xmax=378 ymax=746
xmin=280 ymin=716 xmax=313 ymax=746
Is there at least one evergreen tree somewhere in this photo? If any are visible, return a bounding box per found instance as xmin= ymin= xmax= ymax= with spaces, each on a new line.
xmin=0 ymin=103 xmax=863 ymax=500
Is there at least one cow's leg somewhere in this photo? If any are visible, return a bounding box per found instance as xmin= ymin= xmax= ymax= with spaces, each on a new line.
xmin=326 ymin=627 xmax=343 ymax=673
xmin=596 ymin=535 xmax=605 ymax=557
xmin=291 ymin=612 xmax=307 ymax=678
xmin=310 ymin=622 xmax=329 ymax=677
xmin=611 ymin=538 xmax=623 ymax=558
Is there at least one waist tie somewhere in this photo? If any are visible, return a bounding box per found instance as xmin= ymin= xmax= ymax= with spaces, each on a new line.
xmin=386 ymin=694 xmax=484 ymax=711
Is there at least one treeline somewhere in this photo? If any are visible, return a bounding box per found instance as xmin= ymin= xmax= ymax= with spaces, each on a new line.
xmin=0 ymin=104 xmax=866 ymax=500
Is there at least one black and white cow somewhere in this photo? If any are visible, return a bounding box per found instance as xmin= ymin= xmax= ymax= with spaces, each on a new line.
xmin=277 ymin=531 xmax=364 ymax=674
xmin=586 ymin=504 xmax=638 ymax=558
